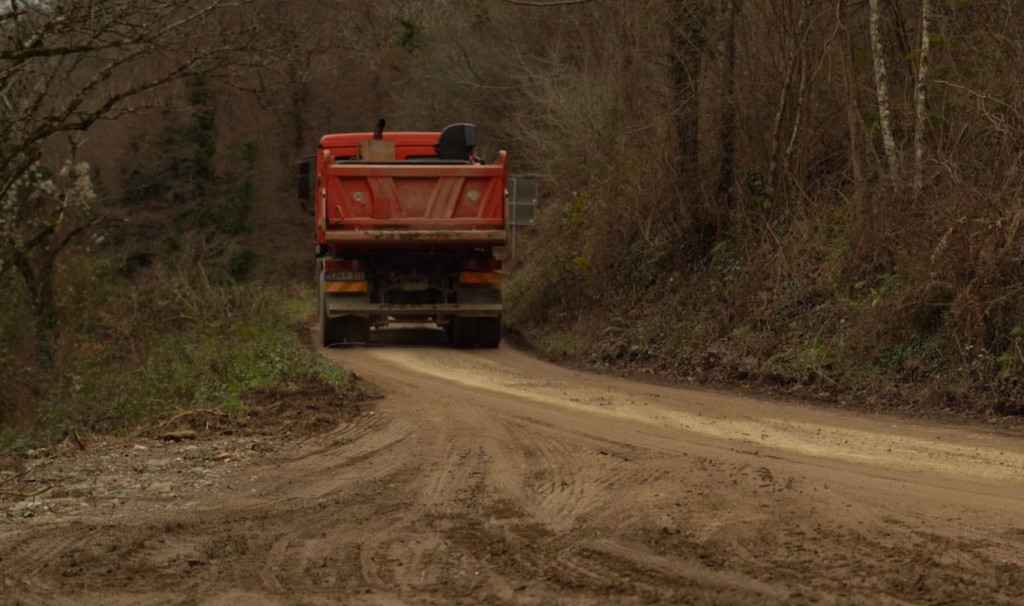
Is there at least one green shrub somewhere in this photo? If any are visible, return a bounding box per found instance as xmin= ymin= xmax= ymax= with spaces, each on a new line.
xmin=0 ymin=257 xmax=348 ymax=449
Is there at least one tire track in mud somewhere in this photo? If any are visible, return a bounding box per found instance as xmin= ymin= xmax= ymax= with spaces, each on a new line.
xmin=328 ymin=347 xmax=853 ymax=601
xmin=246 ymin=413 xmax=415 ymax=508
xmin=246 ymin=411 xmax=426 ymax=595
xmin=5 ymin=337 xmax=1024 ymax=604
xmin=290 ymin=412 xmax=409 ymax=466
xmin=351 ymin=406 xmax=505 ymax=596
xmin=499 ymin=415 xmax=672 ymax=531
xmin=371 ymin=345 xmax=1024 ymax=603
xmin=397 ymin=412 xmax=725 ymax=600
xmin=252 ymin=395 xmax=506 ymax=598
xmin=0 ymin=412 xmax=422 ymax=601
xmin=0 ymin=524 xmax=115 ymax=596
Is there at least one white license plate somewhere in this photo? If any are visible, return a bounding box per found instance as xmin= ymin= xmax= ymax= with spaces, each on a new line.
xmin=325 ymin=271 xmax=365 ymax=281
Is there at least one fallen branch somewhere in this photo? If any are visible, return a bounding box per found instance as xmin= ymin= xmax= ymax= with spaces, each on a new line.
xmin=0 ymin=482 xmax=59 ymax=499
xmin=0 ymin=456 xmax=56 ymax=487
xmin=133 ymin=407 xmax=229 ymax=437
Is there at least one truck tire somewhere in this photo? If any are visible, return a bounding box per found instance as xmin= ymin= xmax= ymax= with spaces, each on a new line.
xmin=318 ymin=263 xmax=345 ymax=347
xmin=318 ymin=264 xmax=328 ymax=347
xmin=477 ymin=316 xmax=502 ymax=349
xmin=451 ymin=317 xmax=501 ymax=349
xmin=451 ymin=317 xmax=475 ymax=349
xmin=319 ymin=293 xmax=345 ymax=348
xmin=339 ymin=316 xmax=371 ymax=345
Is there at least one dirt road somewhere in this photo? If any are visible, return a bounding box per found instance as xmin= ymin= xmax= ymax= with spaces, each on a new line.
xmin=3 ymin=326 xmax=1024 ymax=604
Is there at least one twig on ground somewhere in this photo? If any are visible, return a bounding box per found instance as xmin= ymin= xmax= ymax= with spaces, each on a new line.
xmin=0 ymin=482 xmax=59 ymax=499
xmin=132 ymin=408 xmax=229 ymax=437
xmin=62 ymin=426 xmax=87 ymax=451
xmin=0 ymin=456 xmax=56 ymax=487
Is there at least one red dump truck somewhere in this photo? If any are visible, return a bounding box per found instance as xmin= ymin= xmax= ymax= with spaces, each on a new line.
xmin=297 ymin=123 xmax=506 ymax=348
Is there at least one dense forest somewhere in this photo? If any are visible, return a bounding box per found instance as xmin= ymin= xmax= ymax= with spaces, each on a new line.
xmin=2 ymin=0 xmax=1023 ymax=444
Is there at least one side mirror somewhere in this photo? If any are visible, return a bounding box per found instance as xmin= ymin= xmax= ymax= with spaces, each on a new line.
xmin=296 ymin=159 xmax=314 ymax=215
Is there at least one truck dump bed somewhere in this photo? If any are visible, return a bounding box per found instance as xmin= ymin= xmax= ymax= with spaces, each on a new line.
xmin=315 ymin=132 xmax=508 ymax=247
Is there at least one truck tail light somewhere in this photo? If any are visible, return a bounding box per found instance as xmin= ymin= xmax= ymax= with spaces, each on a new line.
xmin=459 ymin=272 xmax=501 ymax=285
xmin=324 ymin=259 xmax=364 ymax=272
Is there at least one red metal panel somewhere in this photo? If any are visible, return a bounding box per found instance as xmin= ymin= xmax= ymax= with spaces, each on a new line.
xmin=367 ymin=177 xmax=397 ymax=219
xmin=323 ymin=229 xmax=507 ymax=247
xmin=314 ymin=138 xmax=508 ymax=247
xmin=319 ymin=132 xmax=441 ymax=160
xmin=427 ymin=178 xmax=463 ymax=219
xmin=324 ymin=163 xmax=505 ymax=229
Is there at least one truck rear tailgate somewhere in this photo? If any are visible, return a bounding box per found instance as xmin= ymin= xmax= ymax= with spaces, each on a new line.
xmin=319 ymin=153 xmax=507 ymax=246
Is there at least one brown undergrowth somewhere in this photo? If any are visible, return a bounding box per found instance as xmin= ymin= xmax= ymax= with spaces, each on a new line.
xmin=506 ymin=178 xmax=1024 ymax=423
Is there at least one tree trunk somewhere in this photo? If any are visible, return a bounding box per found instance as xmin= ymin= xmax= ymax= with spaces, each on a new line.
xmin=715 ymin=0 xmax=738 ymax=219
xmin=913 ymin=0 xmax=931 ymax=194
xmin=843 ymin=33 xmax=866 ymax=191
xmin=767 ymin=0 xmax=811 ymax=200
xmin=869 ymin=0 xmax=899 ymax=183
xmin=782 ymin=54 xmax=808 ymax=193
xmin=14 ymin=253 xmax=58 ymax=367
xmin=287 ymin=64 xmax=308 ymax=153
xmin=669 ymin=0 xmax=714 ymax=251
xmin=669 ymin=0 xmax=705 ymax=191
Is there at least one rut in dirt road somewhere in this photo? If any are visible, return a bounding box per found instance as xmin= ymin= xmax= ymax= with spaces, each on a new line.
xmin=3 ymin=327 xmax=1024 ymax=605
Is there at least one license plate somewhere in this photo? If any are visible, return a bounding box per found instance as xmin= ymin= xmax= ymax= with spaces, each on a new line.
xmin=325 ymin=271 xmax=365 ymax=281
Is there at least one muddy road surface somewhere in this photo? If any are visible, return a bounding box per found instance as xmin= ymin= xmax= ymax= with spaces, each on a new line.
xmin=3 ymin=326 xmax=1024 ymax=604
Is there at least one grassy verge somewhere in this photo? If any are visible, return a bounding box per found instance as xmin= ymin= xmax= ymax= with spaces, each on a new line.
xmin=0 ymin=259 xmax=355 ymax=450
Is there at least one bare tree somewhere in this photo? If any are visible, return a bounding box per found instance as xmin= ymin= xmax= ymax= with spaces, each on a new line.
xmin=766 ymin=0 xmax=811 ymax=199
xmin=0 ymin=148 xmax=99 ymax=364
xmin=0 ymin=0 xmax=268 ymax=364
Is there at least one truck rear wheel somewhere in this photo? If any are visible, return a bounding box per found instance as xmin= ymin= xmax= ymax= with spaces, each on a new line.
xmin=319 ymin=293 xmax=345 ymax=348
xmin=318 ymin=261 xmax=349 ymax=348
xmin=338 ymin=316 xmax=371 ymax=345
xmin=451 ymin=318 xmax=472 ymax=348
xmin=477 ymin=316 xmax=502 ymax=349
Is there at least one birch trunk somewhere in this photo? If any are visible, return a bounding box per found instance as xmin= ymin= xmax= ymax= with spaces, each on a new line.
xmin=869 ymin=0 xmax=899 ymax=182
xmin=782 ymin=54 xmax=808 ymax=188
